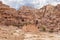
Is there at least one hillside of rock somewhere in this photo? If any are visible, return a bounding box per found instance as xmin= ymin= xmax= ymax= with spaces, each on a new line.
xmin=0 ymin=1 xmax=60 ymax=33
xmin=18 ymin=5 xmax=60 ymax=33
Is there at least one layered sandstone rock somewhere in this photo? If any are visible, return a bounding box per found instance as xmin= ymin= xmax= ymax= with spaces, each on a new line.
xmin=0 ymin=2 xmax=24 ymax=28
xmin=1 ymin=1 xmax=60 ymax=40
xmin=0 ymin=1 xmax=60 ymax=33
xmin=18 ymin=5 xmax=60 ymax=33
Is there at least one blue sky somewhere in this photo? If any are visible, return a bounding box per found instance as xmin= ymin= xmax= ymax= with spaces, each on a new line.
xmin=0 ymin=0 xmax=60 ymax=9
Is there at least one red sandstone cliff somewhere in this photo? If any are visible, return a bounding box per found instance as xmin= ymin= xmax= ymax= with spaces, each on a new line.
xmin=0 ymin=1 xmax=60 ymax=32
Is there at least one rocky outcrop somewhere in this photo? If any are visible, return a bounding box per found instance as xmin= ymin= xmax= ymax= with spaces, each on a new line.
xmin=38 ymin=4 xmax=60 ymax=32
xmin=0 ymin=2 xmax=19 ymax=27
xmin=0 ymin=1 xmax=60 ymax=33
xmin=18 ymin=5 xmax=60 ymax=33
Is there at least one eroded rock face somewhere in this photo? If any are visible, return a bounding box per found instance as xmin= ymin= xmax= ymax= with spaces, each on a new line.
xmin=0 ymin=2 xmax=26 ymax=28
xmin=0 ymin=1 xmax=60 ymax=33
xmin=18 ymin=5 xmax=60 ymax=32
xmin=38 ymin=5 xmax=60 ymax=32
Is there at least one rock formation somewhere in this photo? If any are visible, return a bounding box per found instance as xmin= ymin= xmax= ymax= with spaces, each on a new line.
xmin=0 ymin=1 xmax=60 ymax=33
xmin=18 ymin=5 xmax=60 ymax=32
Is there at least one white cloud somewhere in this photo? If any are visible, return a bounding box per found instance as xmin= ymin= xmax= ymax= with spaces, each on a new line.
xmin=0 ymin=0 xmax=24 ymax=9
xmin=0 ymin=0 xmax=60 ymax=9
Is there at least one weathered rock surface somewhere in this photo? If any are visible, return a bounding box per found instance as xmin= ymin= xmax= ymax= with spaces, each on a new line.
xmin=0 ymin=1 xmax=60 ymax=40
xmin=18 ymin=5 xmax=60 ymax=33
xmin=0 ymin=1 xmax=60 ymax=33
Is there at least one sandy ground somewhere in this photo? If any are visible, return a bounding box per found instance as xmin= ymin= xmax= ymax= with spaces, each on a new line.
xmin=0 ymin=26 xmax=60 ymax=40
